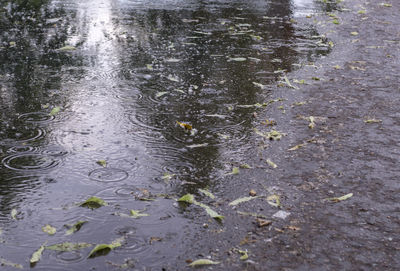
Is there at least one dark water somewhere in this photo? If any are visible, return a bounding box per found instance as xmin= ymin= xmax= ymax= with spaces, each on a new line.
xmin=0 ymin=0 xmax=330 ymax=269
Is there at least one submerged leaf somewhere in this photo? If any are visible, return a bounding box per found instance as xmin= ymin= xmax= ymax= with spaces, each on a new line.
xmin=65 ymin=221 xmax=87 ymax=235
xmin=79 ymin=196 xmax=107 ymax=209
xmin=327 ymin=193 xmax=353 ymax=202
xmin=30 ymin=244 xmax=45 ymax=264
xmin=198 ymin=189 xmax=215 ymax=199
xmin=178 ymin=194 xmax=195 ymax=204
xmin=229 ymin=196 xmax=260 ymax=206
xmin=42 ymin=224 xmax=56 ymax=235
xmin=188 ymin=259 xmax=220 ymax=267
xmin=49 ymin=106 xmax=61 ymax=116
xmin=46 ymin=242 xmax=92 ymax=251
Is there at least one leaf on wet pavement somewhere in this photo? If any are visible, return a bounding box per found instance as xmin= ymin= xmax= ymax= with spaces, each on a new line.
xmin=42 ymin=224 xmax=56 ymax=235
xmin=65 ymin=221 xmax=88 ymax=235
xmin=46 ymin=242 xmax=92 ymax=251
xmin=177 ymin=194 xmax=195 ymax=204
xmin=229 ymin=196 xmax=260 ymax=206
xmin=96 ymin=160 xmax=107 ymax=167
xmin=30 ymin=244 xmax=45 ymax=264
xmin=49 ymin=106 xmax=61 ymax=116
xmin=188 ymin=259 xmax=220 ymax=267
xmin=199 ymin=189 xmax=215 ymax=199
xmin=79 ymin=196 xmax=108 ymax=209
xmin=326 ymin=193 xmax=353 ymax=202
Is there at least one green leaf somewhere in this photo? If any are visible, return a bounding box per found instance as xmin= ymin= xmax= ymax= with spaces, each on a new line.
xmin=11 ymin=209 xmax=18 ymax=220
xmin=42 ymin=224 xmax=56 ymax=235
xmin=364 ymin=119 xmax=382 ymax=123
xmin=198 ymin=189 xmax=215 ymax=199
xmin=156 ymin=91 xmax=169 ymax=98
xmin=96 ymin=160 xmax=107 ymax=167
xmin=327 ymin=193 xmax=353 ymax=202
xmin=46 ymin=242 xmax=92 ymax=251
xmin=332 ymin=19 xmax=339 ymax=24
xmin=88 ymin=238 xmax=122 ymax=258
xmin=177 ymin=194 xmax=195 ymax=204
xmin=57 ymin=45 xmax=76 ymax=51
xmin=240 ymin=164 xmax=252 ymax=169
xmin=267 ymin=130 xmax=284 ymax=141
xmin=380 ymin=3 xmax=392 ymax=7
xmin=282 ymin=75 xmax=299 ymax=89
xmin=146 ymin=64 xmax=153 ymax=70
xmin=188 ymin=259 xmax=220 ymax=267
xmin=129 ymin=209 xmax=149 ymax=218
xmin=266 ymin=194 xmax=281 ymax=207
xmin=350 ymin=32 xmax=359 ymax=36
xmin=161 ymin=172 xmax=176 ymax=182
xmin=194 ymin=201 xmax=224 ymax=221
xmin=238 ymin=250 xmax=249 ymax=260
xmin=266 ymin=159 xmax=277 ymax=169
xmin=49 ymin=106 xmax=61 ymax=116
xmin=0 ymin=258 xmax=23 ymax=269
xmin=79 ymin=196 xmax=108 ymax=209
xmin=30 ymin=244 xmax=45 ymax=264
xmin=227 ymin=167 xmax=240 ymax=175
xmin=229 ymin=196 xmax=260 ymax=206
xmin=65 ymin=221 xmax=87 ymax=235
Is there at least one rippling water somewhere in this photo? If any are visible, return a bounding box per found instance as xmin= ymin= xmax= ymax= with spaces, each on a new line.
xmin=0 ymin=0 xmax=330 ymax=269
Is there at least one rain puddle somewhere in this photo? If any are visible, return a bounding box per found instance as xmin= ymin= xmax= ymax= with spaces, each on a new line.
xmin=1 ymin=0 xmax=332 ymax=269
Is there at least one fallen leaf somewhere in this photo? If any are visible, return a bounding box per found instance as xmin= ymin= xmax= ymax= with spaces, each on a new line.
xmin=65 ymin=221 xmax=87 ymax=235
xmin=156 ymin=91 xmax=168 ymax=98
xmin=199 ymin=189 xmax=215 ymax=199
xmin=177 ymin=194 xmax=195 ymax=204
xmin=146 ymin=64 xmax=153 ymax=70
xmin=309 ymin=116 xmax=316 ymax=129
xmin=238 ymin=250 xmax=248 ymax=260
xmin=30 ymin=244 xmax=45 ymax=264
xmin=129 ymin=209 xmax=149 ymax=218
xmin=96 ymin=160 xmax=107 ymax=167
xmin=46 ymin=242 xmax=92 ymax=251
xmin=11 ymin=209 xmax=18 ymax=220
xmin=42 ymin=224 xmax=56 ymax=235
xmin=266 ymin=194 xmax=281 ymax=207
xmin=227 ymin=167 xmax=240 ymax=175
xmin=49 ymin=106 xmax=61 ymax=116
xmin=364 ymin=119 xmax=382 ymax=123
xmin=288 ymin=143 xmax=307 ymax=151
xmin=240 ymin=164 xmax=252 ymax=169
xmin=88 ymin=238 xmax=123 ymax=258
xmin=0 ymin=258 xmax=23 ymax=269
xmin=350 ymin=31 xmax=359 ymax=36
xmin=380 ymin=3 xmax=392 ymax=7
xmin=228 ymin=57 xmax=246 ymax=62
xmin=79 ymin=196 xmax=108 ymax=209
xmin=195 ymin=201 xmax=224 ymax=221
xmin=149 ymin=237 xmax=163 ymax=244
xmin=57 ymin=45 xmax=76 ymax=51
xmin=161 ymin=172 xmax=176 ymax=182
xmin=256 ymin=218 xmax=272 ymax=227
xmin=266 ymin=159 xmax=277 ymax=169
xmin=249 ymin=189 xmax=257 ymax=196
xmin=176 ymin=121 xmax=192 ymax=130
xmin=229 ymin=196 xmax=260 ymax=206
xmin=188 ymin=259 xmax=220 ymax=267
xmin=326 ymin=193 xmax=353 ymax=202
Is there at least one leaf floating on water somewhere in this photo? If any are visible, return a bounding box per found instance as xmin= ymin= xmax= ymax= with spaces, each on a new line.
xmin=380 ymin=3 xmax=392 ymax=7
xmin=176 ymin=121 xmax=192 ymax=131
xmin=46 ymin=242 xmax=92 ymax=251
xmin=49 ymin=106 xmax=61 ymax=116
xmin=199 ymin=189 xmax=215 ymax=199
xmin=364 ymin=119 xmax=382 ymax=124
xmin=146 ymin=64 xmax=153 ymax=70
xmin=350 ymin=32 xmax=359 ymax=36
xmin=11 ymin=209 xmax=18 ymax=220
xmin=57 ymin=45 xmax=76 ymax=51
xmin=266 ymin=159 xmax=277 ymax=169
xmin=187 ymin=143 xmax=209 ymax=149
xmin=227 ymin=167 xmax=240 ymax=175
xmin=238 ymin=250 xmax=249 ymax=260
xmin=293 ymin=79 xmax=306 ymax=84
xmin=155 ymin=91 xmax=168 ymax=98
xmin=281 ymin=75 xmax=299 ymax=89
xmin=326 ymin=193 xmax=353 ymax=202
xmin=129 ymin=209 xmax=149 ymax=218
xmin=79 ymin=196 xmax=107 ymax=209
xmin=161 ymin=172 xmax=176 ymax=182
xmin=42 ymin=224 xmax=56 ymax=235
xmin=229 ymin=196 xmax=260 ymax=206
xmin=228 ymin=57 xmax=246 ymax=62
xmin=252 ymin=82 xmax=267 ymax=89
xmin=267 ymin=130 xmax=284 ymax=141
xmin=309 ymin=116 xmax=316 ymax=129
xmin=188 ymin=259 xmax=220 ymax=267
xmin=0 ymin=257 xmax=23 ymax=269
xmin=178 ymin=194 xmax=195 ymax=204
xmin=96 ymin=160 xmax=107 ymax=167
xmin=165 ymin=58 xmax=181 ymax=63
xmin=266 ymin=194 xmax=281 ymax=207
xmin=167 ymin=75 xmax=180 ymax=82
xmin=88 ymin=238 xmax=123 ymax=258
xmin=198 ymin=203 xmax=224 ymax=221
xmin=65 ymin=221 xmax=87 ymax=235
xmin=30 ymin=244 xmax=45 ymax=264
xmin=332 ymin=19 xmax=339 ymax=24
xmin=240 ymin=163 xmax=252 ymax=169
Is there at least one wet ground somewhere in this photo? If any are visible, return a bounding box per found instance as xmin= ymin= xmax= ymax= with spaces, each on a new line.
xmin=0 ymin=0 xmax=399 ymax=270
